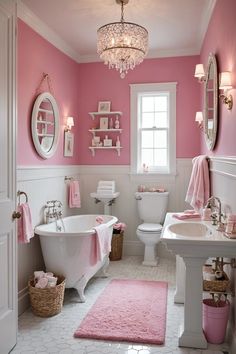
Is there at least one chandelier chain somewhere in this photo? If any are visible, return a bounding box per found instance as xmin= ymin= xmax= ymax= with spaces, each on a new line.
xmin=121 ymin=1 xmax=124 ymax=23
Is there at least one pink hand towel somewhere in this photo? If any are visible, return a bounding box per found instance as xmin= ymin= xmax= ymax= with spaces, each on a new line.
xmin=172 ymin=213 xmax=201 ymax=220
xmin=185 ymin=155 xmax=210 ymax=211
xmin=91 ymin=224 xmax=112 ymax=265
xmin=69 ymin=180 xmax=81 ymax=208
xmin=17 ymin=203 xmax=34 ymax=243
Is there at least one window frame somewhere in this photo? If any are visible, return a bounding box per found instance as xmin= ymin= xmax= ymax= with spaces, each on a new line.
xmin=130 ymin=82 xmax=177 ymax=175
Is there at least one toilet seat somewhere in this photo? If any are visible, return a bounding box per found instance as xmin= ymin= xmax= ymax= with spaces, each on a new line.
xmin=137 ymin=223 xmax=162 ymax=233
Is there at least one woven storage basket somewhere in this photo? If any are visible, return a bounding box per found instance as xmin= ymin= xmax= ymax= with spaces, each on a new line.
xmin=203 ymin=272 xmax=230 ymax=292
xmin=109 ymin=231 xmax=124 ymax=261
xmin=28 ymin=275 xmax=65 ymax=317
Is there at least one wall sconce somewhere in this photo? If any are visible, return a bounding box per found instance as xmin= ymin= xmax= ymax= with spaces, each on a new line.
xmin=195 ymin=111 xmax=203 ymax=129
xmin=194 ymin=64 xmax=206 ymax=83
xmin=219 ymin=71 xmax=233 ymax=110
xmin=65 ymin=116 xmax=74 ymax=131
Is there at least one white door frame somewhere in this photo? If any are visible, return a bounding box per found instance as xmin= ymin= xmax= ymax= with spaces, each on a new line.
xmin=0 ymin=1 xmax=17 ymax=353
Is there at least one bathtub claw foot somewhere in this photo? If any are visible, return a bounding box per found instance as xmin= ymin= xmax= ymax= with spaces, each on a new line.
xmin=74 ymin=275 xmax=87 ymax=302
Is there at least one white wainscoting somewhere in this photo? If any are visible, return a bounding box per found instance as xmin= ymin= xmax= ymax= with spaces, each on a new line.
xmin=17 ymin=159 xmax=192 ymax=314
xmin=209 ymin=156 xmax=236 ymax=354
xmin=17 ymin=165 xmax=80 ymax=315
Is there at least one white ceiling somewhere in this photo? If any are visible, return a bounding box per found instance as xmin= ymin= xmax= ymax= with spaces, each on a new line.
xmin=20 ymin=0 xmax=216 ymax=63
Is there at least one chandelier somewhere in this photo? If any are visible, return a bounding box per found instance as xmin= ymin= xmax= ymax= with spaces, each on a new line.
xmin=97 ymin=0 xmax=148 ymax=79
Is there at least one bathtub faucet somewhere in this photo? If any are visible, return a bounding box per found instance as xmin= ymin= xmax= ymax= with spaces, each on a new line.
xmin=44 ymin=200 xmax=63 ymax=224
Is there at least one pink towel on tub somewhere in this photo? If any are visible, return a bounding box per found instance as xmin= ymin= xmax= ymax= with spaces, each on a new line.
xmin=91 ymin=224 xmax=112 ymax=264
xmin=185 ymin=155 xmax=210 ymax=211
xmin=69 ymin=180 xmax=81 ymax=208
xmin=17 ymin=203 xmax=34 ymax=243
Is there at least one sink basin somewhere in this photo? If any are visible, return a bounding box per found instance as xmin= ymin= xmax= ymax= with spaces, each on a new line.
xmin=167 ymin=222 xmax=210 ymax=238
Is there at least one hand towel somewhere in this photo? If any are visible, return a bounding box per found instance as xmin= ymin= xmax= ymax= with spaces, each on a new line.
xmin=185 ymin=155 xmax=210 ymax=211
xmin=17 ymin=203 xmax=34 ymax=244
xmin=69 ymin=180 xmax=81 ymax=208
xmin=172 ymin=212 xmax=201 ymax=220
xmin=91 ymin=224 xmax=112 ymax=265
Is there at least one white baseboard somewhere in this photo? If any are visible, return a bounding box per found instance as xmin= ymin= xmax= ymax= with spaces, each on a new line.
xmin=18 ymin=286 xmax=30 ymax=316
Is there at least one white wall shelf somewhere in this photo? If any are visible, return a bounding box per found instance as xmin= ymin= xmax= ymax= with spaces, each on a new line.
xmin=36 ymin=120 xmax=54 ymax=125
xmin=38 ymin=108 xmax=53 ymax=114
xmin=37 ymin=133 xmax=54 ymax=137
xmin=89 ymin=146 xmax=123 ymax=157
xmin=88 ymin=128 xmax=122 ymax=134
xmin=88 ymin=109 xmax=123 ymax=156
xmin=89 ymin=111 xmax=122 ymax=120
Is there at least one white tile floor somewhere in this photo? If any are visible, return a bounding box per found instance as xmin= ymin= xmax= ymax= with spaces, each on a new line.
xmin=12 ymin=256 xmax=229 ymax=354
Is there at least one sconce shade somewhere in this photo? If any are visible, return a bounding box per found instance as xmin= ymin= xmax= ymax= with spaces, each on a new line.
xmin=219 ymin=71 xmax=232 ymax=90
xmin=67 ymin=116 xmax=74 ymax=129
xmin=195 ymin=111 xmax=203 ymax=123
xmin=194 ymin=64 xmax=205 ymax=78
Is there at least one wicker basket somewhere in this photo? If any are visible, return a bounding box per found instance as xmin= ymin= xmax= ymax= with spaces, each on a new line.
xmin=109 ymin=231 xmax=124 ymax=261
xmin=28 ymin=275 xmax=65 ymax=317
xmin=203 ymin=272 xmax=230 ymax=293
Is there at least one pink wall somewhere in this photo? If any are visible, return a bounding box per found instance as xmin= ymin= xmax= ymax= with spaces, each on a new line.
xmin=18 ymin=19 xmax=201 ymax=166
xmin=77 ymin=57 xmax=201 ymax=165
xmin=17 ymin=19 xmax=80 ymax=165
xmin=200 ymin=0 xmax=236 ymax=156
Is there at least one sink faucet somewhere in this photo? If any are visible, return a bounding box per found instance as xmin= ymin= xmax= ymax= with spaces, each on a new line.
xmin=205 ymin=196 xmax=224 ymax=231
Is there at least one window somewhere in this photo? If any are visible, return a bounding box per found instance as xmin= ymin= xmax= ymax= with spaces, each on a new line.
xmin=130 ymin=83 xmax=177 ymax=175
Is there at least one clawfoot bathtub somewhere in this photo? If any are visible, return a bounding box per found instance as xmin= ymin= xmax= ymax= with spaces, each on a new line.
xmin=35 ymin=214 xmax=117 ymax=302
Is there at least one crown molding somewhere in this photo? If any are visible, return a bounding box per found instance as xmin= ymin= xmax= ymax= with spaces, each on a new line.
xmin=17 ymin=0 xmax=81 ymax=63
xmin=197 ymin=0 xmax=217 ymax=50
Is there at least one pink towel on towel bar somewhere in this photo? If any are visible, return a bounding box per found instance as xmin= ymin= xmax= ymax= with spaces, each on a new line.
xmin=17 ymin=203 xmax=34 ymax=244
xmin=185 ymin=155 xmax=210 ymax=211
xmin=69 ymin=180 xmax=81 ymax=208
xmin=91 ymin=224 xmax=112 ymax=265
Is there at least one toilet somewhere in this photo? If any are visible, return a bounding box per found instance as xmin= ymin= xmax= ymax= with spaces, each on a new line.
xmin=135 ymin=191 xmax=169 ymax=266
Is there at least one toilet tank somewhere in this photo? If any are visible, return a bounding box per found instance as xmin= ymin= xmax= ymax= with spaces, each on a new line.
xmin=135 ymin=192 xmax=169 ymax=223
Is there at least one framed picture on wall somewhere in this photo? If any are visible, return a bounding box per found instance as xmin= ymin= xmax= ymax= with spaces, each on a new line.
xmin=64 ymin=131 xmax=74 ymax=157
xmin=98 ymin=101 xmax=111 ymax=113
xmin=99 ymin=117 xmax=109 ymax=130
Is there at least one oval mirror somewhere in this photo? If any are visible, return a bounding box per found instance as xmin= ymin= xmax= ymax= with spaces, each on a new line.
xmin=31 ymin=92 xmax=60 ymax=159
xmin=204 ymin=53 xmax=218 ymax=150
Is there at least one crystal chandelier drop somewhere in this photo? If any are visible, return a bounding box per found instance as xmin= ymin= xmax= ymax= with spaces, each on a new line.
xmin=97 ymin=0 xmax=148 ymax=79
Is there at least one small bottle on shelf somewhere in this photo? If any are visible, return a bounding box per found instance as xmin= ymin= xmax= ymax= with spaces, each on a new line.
xmin=115 ymin=115 xmax=120 ymax=129
xmin=116 ymin=136 xmax=120 ymax=147
xmin=109 ymin=117 xmax=113 ymax=129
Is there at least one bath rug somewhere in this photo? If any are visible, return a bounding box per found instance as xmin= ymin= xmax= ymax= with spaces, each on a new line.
xmin=74 ymin=279 xmax=168 ymax=345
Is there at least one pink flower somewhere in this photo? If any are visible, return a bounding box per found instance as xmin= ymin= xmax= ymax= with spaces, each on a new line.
xmin=96 ymin=216 xmax=104 ymax=224
xmin=113 ymin=222 xmax=126 ymax=231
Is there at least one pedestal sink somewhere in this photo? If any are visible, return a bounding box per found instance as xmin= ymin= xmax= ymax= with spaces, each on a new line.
xmin=161 ymin=213 xmax=236 ymax=349
xmin=90 ymin=192 xmax=120 ymax=215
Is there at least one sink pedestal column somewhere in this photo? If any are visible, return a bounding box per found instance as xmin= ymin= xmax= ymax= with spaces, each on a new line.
xmin=179 ymin=256 xmax=207 ymax=349
xmin=174 ymin=255 xmax=185 ymax=304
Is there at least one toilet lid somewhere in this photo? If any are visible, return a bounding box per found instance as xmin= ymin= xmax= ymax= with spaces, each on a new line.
xmin=138 ymin=223 xmax=162 ymax=232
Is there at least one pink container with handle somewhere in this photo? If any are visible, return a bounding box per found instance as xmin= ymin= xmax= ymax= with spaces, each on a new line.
xmin=203 ymin=298 xmax=230 ymax=344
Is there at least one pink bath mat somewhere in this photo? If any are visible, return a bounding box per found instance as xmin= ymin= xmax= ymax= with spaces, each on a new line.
xmin=74 ymin=279 xmax=168 ymax=345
